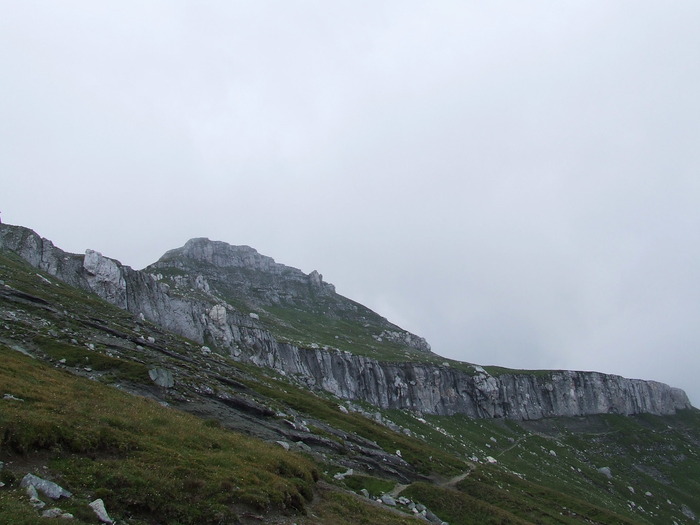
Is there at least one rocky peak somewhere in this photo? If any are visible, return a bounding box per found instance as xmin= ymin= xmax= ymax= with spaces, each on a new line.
xmin=151 ymin=237 xmax=338 ymax=299
xmin=160 ymin=238 xmax=281 ymax=273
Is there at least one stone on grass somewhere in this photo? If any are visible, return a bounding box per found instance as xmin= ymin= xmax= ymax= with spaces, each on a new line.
xmin=89 ymin=498 xmax=114 ymax=524
xmin=597 ymin=466 xmax=613 ymax=479
xmin=3 ymin=393 xmax=24 ymax=401
xmin=381 ymin=494 xmax=397 ymax=506
xmin=21 ymin=473 xmax=72 ymax=499
xmin=333 ymin=468 xmax=353 ymax=481
xmin=26 ymin=484 xmax=46 ymax=509
xmin=42 ymin=508 xmax=67 ymax=518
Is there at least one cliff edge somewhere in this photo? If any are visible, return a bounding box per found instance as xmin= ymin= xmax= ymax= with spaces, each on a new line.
xmin=0 ymin=223 xmax=692 ymax=420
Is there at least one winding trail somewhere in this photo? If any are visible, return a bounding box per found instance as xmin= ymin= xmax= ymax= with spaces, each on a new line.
xmin=390 ymin=461 xmax=477 ymax=498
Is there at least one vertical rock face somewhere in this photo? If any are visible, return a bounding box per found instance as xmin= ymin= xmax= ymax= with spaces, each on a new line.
xmin=0 ymin=223 xmax=693 ymax=420
xmin=83 ymin=250 xmax=127 ymax=308
xmin=239 ymin=340 xmax=691 ymax=418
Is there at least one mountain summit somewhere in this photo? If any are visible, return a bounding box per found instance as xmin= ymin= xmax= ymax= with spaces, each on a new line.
xmin=148 ymin=237 xmax=432 ymax=355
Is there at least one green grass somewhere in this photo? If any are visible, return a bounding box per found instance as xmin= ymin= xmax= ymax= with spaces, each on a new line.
xmin=32 ymin=335 xmax=151 ymax=383
xmin=343 ymin=474 xmax=395 ymax=498
xmin=402 ymin=482 xmax=532 ymax=525
xmin=0 ymin=346 xmax=318 ymax=524
xmin=246 ymin=377 xmax=468 ymax=476
xmin=301 ymin=489 xmax=418 ymax=525
xmin=456 ymin=467 xmax=641 ymax=524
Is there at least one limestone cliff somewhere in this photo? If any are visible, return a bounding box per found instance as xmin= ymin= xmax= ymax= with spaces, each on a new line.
xmin=0 ymin=223 xmax=692 ymax=419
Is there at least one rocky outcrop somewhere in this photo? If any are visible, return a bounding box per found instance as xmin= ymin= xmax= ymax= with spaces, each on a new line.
xmin=0 ymin=223 xmax=693 ymax=420
xmin=238 ymin=337 xmax=691 ymax=418
xmin=155 ymin=237 xmax=337 ymax=297
xmin=83 ymin=249 xmax=127 ymax=308
xmin=149 ymin=237 xmax=433 ymax=354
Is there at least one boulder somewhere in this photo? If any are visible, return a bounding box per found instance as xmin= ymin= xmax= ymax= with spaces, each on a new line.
xmin=148 ymin=368 xmax=174 ymax=388
xmin=381 ymin=494 xmax=397 ymax=506
xmin=597 ymin=466 xmax=613 ymax=479
xmin=89 ymin=498 xmax=113 ymax=524
xmin=20 ymin=473 xmax=72 ymax=499
xmin=42 ymin=508 xmax=73 ymax=519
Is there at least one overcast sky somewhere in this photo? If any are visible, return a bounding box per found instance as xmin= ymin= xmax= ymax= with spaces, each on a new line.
xmin=2 ymin=1 xmax=699 ymax=406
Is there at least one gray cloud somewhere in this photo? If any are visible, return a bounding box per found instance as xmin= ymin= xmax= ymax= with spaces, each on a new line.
xmin=2 ymin=1 xmax=699 ymax=405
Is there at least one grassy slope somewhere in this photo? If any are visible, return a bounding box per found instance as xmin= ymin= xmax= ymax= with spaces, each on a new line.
xmin=0 ymin=346 xmax=319 ymax=524
xmin=2 ymin=248 xmax=700 ymax=524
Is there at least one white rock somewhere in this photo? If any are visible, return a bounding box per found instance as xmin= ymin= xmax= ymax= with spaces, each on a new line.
xmin=485 ymin=456 xmax=498 ymax=464
xmin=42 ymin=508 xmax=65 ymax=518
xmin=597 ymin=467 xmax=613 ymax=479
xmin=3 ymin=393 xmax=24 ymax=402
xmin=83 ymin=250 xmax=127 ymax=308
xmin=89 ymin=499 xmax=113 ymax=524
xmin=21 ymin=473 xmax=72 ymax=499
xmin=26 ymin=484 xmax=45 ymax=508
xmin=333 ymin=468 xmax=353 ymax=480
xmin=208 ymin=304 xmax=227 ymax=326
xmin=249 ymin=312 xmax=259 ymax=320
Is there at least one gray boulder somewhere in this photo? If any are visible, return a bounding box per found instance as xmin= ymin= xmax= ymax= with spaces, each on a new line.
xmin=20 ymin=473 xmax=72 ymax=499
xmin=597 ymin=466 xmax=613 ymax=479
xmin=89 ymin=498 xmax=114 ymax=524
xmin=380 ymin=494 xmax=397 ymax=506
xmin=149 ymin=367 xmax=174 ymax=388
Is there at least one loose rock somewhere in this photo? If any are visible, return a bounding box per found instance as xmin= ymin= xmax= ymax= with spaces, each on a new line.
xmin=597 ymin=466 xmax=613 ymax=479
xmin=89 ymin=498 xmax=114 ymax=524
xmin=148 ymin=368 xmax=174 ymax=388
xmin=21 ymin=473 xmax=72 ymax=499
xmin=381 ymin=494 xmax=396 ymax=506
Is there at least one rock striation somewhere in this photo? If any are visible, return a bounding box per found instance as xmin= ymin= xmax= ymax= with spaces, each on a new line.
xmin=0 ymin=223 xmax=692 ymax=420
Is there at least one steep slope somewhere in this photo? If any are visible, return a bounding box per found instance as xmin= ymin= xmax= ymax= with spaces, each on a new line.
xmin=1 ymin=227 xmax=699 ymax=524
xmin=0 ymin=223 xmax=691 ymax=421
xmin=148 ymin=237 xmax=432 ymax=355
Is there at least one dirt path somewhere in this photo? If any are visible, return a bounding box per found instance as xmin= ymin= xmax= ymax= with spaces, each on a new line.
xmin=388 ymin=483 xmax=409 ymax=497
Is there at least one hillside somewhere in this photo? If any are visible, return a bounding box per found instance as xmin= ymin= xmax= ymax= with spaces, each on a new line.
xmin=1 ymin=223 xmax=699 ymax=524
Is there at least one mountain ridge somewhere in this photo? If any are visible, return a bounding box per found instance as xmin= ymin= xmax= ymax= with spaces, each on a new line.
xmin=0 ymin=222 xmax=692 ymax=420
xmin=2 ymin=221 xmax=700 ymax=524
